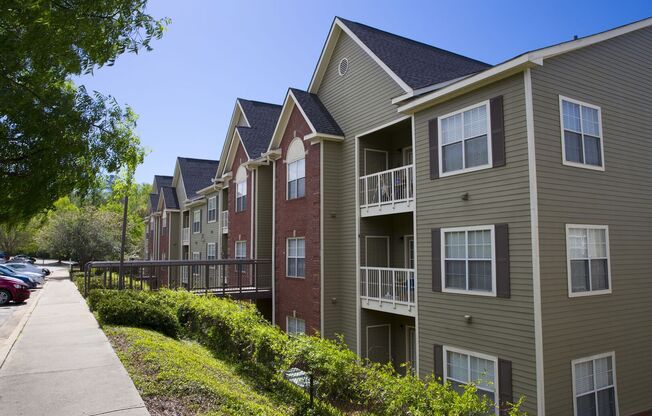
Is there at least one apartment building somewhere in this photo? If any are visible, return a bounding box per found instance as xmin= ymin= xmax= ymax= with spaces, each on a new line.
xmin=143 ymin=16 xmax=652 ymax=415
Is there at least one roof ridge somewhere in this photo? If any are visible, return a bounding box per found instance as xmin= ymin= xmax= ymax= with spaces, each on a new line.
xmin=178 ymin=156 xmax=220 ymax=163
xmin=336 ymin=16 xmax=490 ymax=67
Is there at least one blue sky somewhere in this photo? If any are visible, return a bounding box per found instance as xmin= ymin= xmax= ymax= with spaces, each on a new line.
xmin=76 ymin=0 xmax=651 ymax=184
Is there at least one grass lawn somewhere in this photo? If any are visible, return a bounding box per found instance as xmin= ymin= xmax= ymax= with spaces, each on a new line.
xmin=105 ymin=326 xmax=303 ymax=416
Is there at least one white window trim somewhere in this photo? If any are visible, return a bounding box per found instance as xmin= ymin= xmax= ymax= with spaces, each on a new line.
xmin=566 ymin=224 xmax=612 ymax=298
xmin=441 ymin=225 xmax=497 ymax=297
xmin=571 ymin=351 xmax=619 ymax=416
xmin=192 ymin=209 xmax=201 ymax=234
xmin=559 ymin=95 xmax=605 ymax=171
xmin=438 ymin=100 xmax=493 ymax=178
xmin=404 ymin=234 xmax=414 ymax=269
xmin=286 ymin=316 xmax=306 ymax=335
xmin=286 ymin=159 xmax=306 ymax=200
xmin=286 ymin=237 xmax=305 ymax=278
xmin=207 ymin=196 xmax=217 ymax=223
xmin=443 ymin=345 xmax=499 ymax=415
xmin=363 ymin=148 xmax=389 ymax=175
xmin=235 ymin=240 xmax=247 ymax=259
xmin=235 ymin=180 xmax=247 ymax=212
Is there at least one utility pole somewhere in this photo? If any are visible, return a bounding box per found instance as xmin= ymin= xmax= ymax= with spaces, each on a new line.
xmin=118 ymin=195 xmax=128 ymax=289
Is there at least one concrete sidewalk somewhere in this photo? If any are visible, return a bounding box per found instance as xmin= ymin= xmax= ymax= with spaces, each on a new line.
xmin=0 ymin=268 xmax=149 ymax=416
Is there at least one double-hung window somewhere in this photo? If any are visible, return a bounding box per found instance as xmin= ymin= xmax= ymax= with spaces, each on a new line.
xmin=444 ymin=347 xmax=498 ymax=405
xmin=566 ymin=225 xmax=611 ymax=296
xmin=442 ymin=226 xmax=495 ymax=295
xmin=560 ymin=96 xmax=604 ymax=169
xmin=286 ymin=316 xmax=305 ymax=335
xmin=192 ymin=209 xmax=201 ymax=234
xmin=207 ymin=196 xmax=217 ymax=222
xmin=287 ymin=159 xmax=305 ymax=199
xmin=207 ymin=242 xmax=216 ymax=271
xmin=439 ymin=101 xmax=491 ymax=176
xmin=235 ymin=241 xmax=246 ymax=259
xmin=287 ymin=237 xmax=305 ymax=278
xmin=236 ymin=180 xmax=247 ymax=212
xmin=572 ymin=353 xmax=617 ymax=416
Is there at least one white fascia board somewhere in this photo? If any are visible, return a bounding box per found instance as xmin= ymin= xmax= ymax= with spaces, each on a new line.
xmin=267 ymin=91 xmax=294 ymax=153
xmin=217 ymin=101 xmax=250 ymax=177
xmin=398 ymin=55 xmax=537 ymax=113
xmin=308 ymin=18 xmax=412 ymax=94
xmin=390 ymin=74 xmax=474 ymax=105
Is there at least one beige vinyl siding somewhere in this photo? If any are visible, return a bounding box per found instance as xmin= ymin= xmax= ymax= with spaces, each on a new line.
xmin=256 ymin=165 xmax=273 ymax=259
xmin=413 ymin=74 xmax=537 ymax=413
xmin=532 ymin=26 xmax=652 ymax=415
xmin=317 ymin=32 xmax=405 ymax=351
xmin=321 ymin=140 xmax=342 ymax=339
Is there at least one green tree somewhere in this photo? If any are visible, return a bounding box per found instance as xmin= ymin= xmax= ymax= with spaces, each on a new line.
xmin=0 ymin=1 xmax=168 ymax=223
xmin=37 ymin=205 xmax=122 ymax=266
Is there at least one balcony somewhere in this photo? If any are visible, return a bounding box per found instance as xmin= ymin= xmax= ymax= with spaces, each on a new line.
xmin=360 ymin=267 xmax=416 ymax=316
xmin=221 ymin=210 xmax=228 ymax=234
xmin=182 ymin=227 xmax=190 ymax=245
xmin=359 ymin=165 xmax=414 ymax=217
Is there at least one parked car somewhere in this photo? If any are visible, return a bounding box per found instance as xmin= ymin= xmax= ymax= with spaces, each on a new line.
xmin=11 ymin=255 xmax=36 ymax=264
xmin=0 ymin=265 xmax=37 ymax=288
xmin=2 ymin=264 xmax=45 ymax=284
xmin=4 ymin=262 xmax=48 ymax=278
xmin=0 ymin=275 xmax=31 ymax=305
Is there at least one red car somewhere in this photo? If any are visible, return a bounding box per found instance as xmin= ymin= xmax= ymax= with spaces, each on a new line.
xmin=0 ymin=275 xmax=31 ymax=305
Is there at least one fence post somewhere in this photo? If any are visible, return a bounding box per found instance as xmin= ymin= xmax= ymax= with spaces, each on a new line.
xmin=205 ymin=264 xmax=209 ymax=295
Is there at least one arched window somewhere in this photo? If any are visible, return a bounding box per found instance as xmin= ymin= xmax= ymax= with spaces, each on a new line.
xmin=235 ymin=165 xmax=247 ymax=212
xmin=287 ymin=138 xmax=306 ymax=200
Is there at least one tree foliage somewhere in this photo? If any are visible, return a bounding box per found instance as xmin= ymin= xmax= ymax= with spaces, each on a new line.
xmin=0 ymin=1 xmax=168 ymax=223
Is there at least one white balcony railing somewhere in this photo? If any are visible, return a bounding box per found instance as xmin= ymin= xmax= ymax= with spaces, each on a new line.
xmin=221 ymin=210 xmax=228 ymax=234
xmin=360 ymin=267 xmax=415 ymax=308
xmin=182 ymin=227 xmax=190 ymax=245
xmin=359 ymin=165 xmax=414 ymax=211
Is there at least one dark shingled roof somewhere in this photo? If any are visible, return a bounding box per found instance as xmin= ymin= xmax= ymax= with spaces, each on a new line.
xmin=148 ymin=193 xmax=158 ymax=212
xmin=178 ymin=157 xmax=220 ymax=199
xmin=236 ymin=99 xmax=282 ymax=158
xmin=153 ymin=175 xmax=173 ymax=190
xmin=338 ymin=17 xmax=491 ymax=90
xmin=290 ymin=88 xmax=343 ymax=137
xmin=160 ymin=186 xmax=179 ymax=210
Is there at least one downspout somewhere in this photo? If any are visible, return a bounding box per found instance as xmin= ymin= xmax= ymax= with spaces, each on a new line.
xmin=271 ymin=160 xmax=277 ymax=326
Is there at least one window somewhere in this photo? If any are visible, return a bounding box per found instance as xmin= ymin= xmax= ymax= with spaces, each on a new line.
xmin=192 ymin=209 xmax=201 ymax=234
xmin=236 ymin=180 xmax=247 ymax=212
xmin=287 ymin=138 xmax=306 ymax=200
xmin=207 ymin=243 xmax=216 ymax=270
xmin=192 ymin=252 xmax=200 ymax=278
xmin=162 ymin=213 xmax=167 ymax=228
xmin=566 ymin=225 xmax=611 ymax=296
xmin=287 ymin=237 xmax=305 ymax=278
xmin=235 ymin=241 xmax=246 ymax=259
xmin=572 ymin=353 xmax=618 ymax=416
xmin=444 ymin=347 xmax=498 ymax=406
xmin=439 ymin=101 xmax=491 ymax=176
xmin=287 ymin=316 xmax=306 ymax=335
xmin=287 ymin=159 xmax=306 ymax=199
xmin=207 ymin=196 xmax=217 ymax=222
xmin=560 ymin=96 xmax=604 ymax=169
xmin=442 ymin=226 xmax=495 ymax=295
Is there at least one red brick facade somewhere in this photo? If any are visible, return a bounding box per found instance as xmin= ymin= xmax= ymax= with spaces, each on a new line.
xmin=227 ymin=142 xmax=253 ymax=260
xmin=274 ymin=106 xmax=321 ymax=335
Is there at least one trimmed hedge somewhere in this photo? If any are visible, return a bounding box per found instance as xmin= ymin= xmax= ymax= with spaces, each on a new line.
xmin=86 ymin=289 xmax=525 ymax=415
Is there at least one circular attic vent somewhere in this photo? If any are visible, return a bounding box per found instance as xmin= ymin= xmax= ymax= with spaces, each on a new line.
xmin=338 ymin=58 xmax=349 ymax=76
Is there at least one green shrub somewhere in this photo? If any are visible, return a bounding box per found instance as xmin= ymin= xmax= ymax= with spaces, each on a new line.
xmin=93 ymin=290 xmax=180 ymax=338
xmin=85 ymin=290 xmax=525 ymax=415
